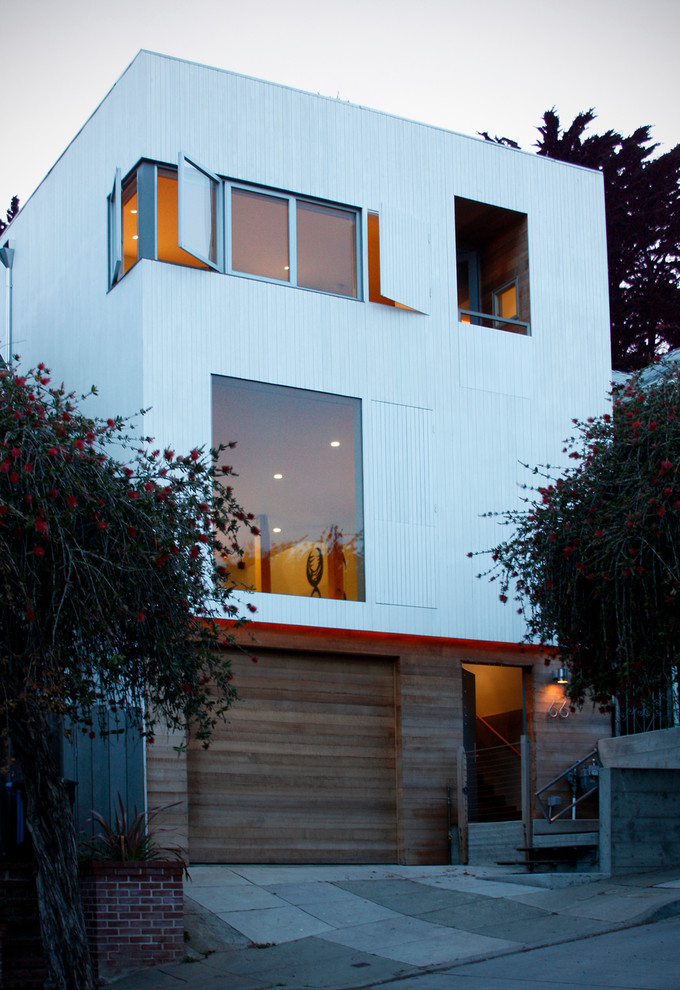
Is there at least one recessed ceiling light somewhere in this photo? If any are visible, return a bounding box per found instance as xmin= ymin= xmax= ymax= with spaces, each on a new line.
xmin=330 ymin=440 xmax=340 ymax=447
xmin=273 ymin=473 xmax=283 ymax=480
xmin=132 ymin=235 xmax=138 ymax=240
xmin=283 ymin=266 xmax=290 ymax=271
xmin=273 ymin=527 xmax=281 ymax=533
xmin=130 ymin=209 xmax=138 ymax=215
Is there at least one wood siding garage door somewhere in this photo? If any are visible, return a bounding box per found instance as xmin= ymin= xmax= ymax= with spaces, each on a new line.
xmin=188 ymin=651 xmax=398 ymax=863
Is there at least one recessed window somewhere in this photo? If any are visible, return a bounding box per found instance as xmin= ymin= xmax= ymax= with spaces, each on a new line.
xmin=122 ymin=172 xmax=138 ymax=275
xmin=212 ymin=376 xmax=365 ymax=601
xmin=157 ymin=168 xmax=210 ymax=270
xmin=455 ymin=197 xmax=530 ymax=334
xmin=493 ymin=280 xmax=519 ymax=322
xmin=110 ymin=159 xmax=360 ymax=299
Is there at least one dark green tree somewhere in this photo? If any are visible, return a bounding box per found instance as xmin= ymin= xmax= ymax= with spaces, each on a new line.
xmin=481 ymin=112 xmax=680 ymax=371
xmin=475 ymin=358 xmax=680 ymax=715
xmin=0 ymin=362 xmax=257 ymax=989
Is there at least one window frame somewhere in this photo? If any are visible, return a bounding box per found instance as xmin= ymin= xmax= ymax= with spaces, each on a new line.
xmin=225 ymin=180 xmax=361 ymax=300
xmin=111 ymin=160 xmax=362 ymax=300
xmin=227 ymin=183 xmax=295 ymax=285
xmin=107 ymin=168 xmax=122 ymax=289
xmin=177 ymin=153 xmax=223 ymax=272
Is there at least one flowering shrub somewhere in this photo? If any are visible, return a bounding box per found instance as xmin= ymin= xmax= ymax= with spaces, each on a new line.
xmin=0 ymin=361 xmax=257 ymax=989
xmin=475 ymin=358 xmax=680 ymax=712
xmin=0 ymin=363 xmax=257 ymax=744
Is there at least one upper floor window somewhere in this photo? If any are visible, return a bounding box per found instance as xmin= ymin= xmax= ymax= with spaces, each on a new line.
xmin=455 ymin=197 xmax=530 ymax=335
xmin=109 ymin=157 xmax=359 ymax=299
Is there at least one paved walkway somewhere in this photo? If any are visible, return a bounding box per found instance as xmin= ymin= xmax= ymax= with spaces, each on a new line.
xmin=111 ymin=865 xmax=680 ymax=989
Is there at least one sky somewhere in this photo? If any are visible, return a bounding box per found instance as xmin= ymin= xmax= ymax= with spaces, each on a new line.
xmin=2 ymin=0 xmax=679 ymax=214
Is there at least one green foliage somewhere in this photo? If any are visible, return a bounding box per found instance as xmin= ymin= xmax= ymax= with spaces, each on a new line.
xmin=476 ymin=358 xmax=680 ymax=711
xmin=535 ymin=110 xmax=680 ymax=373
xmin=82 ymin=795 xmax=185 ymax=867
xmin=0 ymin=361 xmax=258 ymax=746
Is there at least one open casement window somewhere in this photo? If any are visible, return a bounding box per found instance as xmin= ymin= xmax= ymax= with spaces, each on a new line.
xmin=455 ymin=197 xmax=530 ymax=335
xmin=178 ymin=154 xmax=222 ymax=270
xmin=107 ymin=169 xmax=122 ymax=288
xmin=368 ymin=208 xmax=430 ymax=313
xmin=212 ymin=376 xmax=365 ymax=601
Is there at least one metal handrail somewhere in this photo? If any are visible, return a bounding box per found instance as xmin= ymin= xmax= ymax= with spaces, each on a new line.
xmin=458 ymin=309 xmax=531 ymax=333
xmin=476 ymin=715 xmax=521 ymax=757
xmin=535 ymin=748 xmax=599 ymax=822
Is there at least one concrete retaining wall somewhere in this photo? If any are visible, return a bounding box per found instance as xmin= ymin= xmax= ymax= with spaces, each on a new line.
xmin=599 ymin=767 xmax=680 ymax=874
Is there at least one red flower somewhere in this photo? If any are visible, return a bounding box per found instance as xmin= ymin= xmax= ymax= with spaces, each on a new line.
xmin=127 ymin=526 xmax=137 ymax=537
xmin=10 ymin=448 xmax=20 ymax=458
xmin=137 ymin=612 xmax=146 ymax=623
xmin=9 ymin=473 xmax=19 ymax=484
xmin=190 ymin=448 xmax=200 ymax=461
xmin=66 ymin=495 xmax=77 ymax=508
xmin=25 ymin=608 xmax=35 ymax=622
xmin=34 ymin=545 xmax=45 ymax=557
xmin=251 ymin=655 xmax=259 ymax=663
xmin=35 ymin=518 xmax=48 ymax=534
xmin=144 ymin=482 xmax=155 ymax=492
xmin=23 ymin=463 xmax=33 ymax=474
xmin=107 ymin=418 xmax=115 ymax=427
xmin=49 ymin=488 xmax=58 ymax=499
xmin=48 ymin=447 xmax=59 ymax=457
xmin=499 ymin=594 xmax=508 ymax=603
xmin=74 ymin=439 xmax=85 ymax=450
xmin=247 ymin=603 xmax=257 ymax=613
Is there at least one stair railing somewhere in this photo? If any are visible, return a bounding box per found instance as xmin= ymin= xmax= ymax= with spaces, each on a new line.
xmin=476 ymin=715 xmax=521 ymax=757
xmin=535 ymin=748 xmax=600 ymax=822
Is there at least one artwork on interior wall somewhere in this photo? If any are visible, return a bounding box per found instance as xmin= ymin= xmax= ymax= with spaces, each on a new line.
xmin=306 ymin=547 xmax=323 ymax=597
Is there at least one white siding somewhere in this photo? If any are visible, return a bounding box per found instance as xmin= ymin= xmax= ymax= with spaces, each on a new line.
xmin=5 ymin=50 xmax=612 ymax=646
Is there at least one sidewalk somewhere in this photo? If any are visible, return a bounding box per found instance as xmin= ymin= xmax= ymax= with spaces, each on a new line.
xmin=111 ymin=864 xmax=680 ymax=989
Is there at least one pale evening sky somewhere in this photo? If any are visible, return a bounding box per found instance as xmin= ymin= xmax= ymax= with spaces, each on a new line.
xmin=2 ymin=0 xmax=679 ymax=214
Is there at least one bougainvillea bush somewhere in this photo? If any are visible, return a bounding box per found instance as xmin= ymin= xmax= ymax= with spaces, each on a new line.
xmin=476 ymin=358 xmax=680 ymax=714
xmin=0 ymin=361 xmax=256 ymax=990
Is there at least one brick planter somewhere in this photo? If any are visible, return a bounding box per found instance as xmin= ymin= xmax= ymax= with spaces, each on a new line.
xmin=79 ymin=862 xmax=184 ymax=980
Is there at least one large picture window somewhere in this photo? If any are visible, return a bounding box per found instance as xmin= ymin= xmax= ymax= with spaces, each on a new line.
xmin=212 ymin=376 xmax=365 ymax=601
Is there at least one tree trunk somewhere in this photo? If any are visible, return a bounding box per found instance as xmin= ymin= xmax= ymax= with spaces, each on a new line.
xmin=11 ymin=711 xmax=95 ymax=990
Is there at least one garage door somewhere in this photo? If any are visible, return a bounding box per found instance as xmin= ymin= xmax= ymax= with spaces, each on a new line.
xmin=188 ymin=651 xmax=398 ymax=863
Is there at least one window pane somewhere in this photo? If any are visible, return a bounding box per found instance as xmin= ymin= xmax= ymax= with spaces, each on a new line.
xmin=180 ymin=158 xmax=217 ymax=265
xmin=121 ymin=173 xmax=138 ymax=275
xmin=297 ymin=201 xmax=357 ymax=297
xmin=212 ymin=376 xmax=364 ymax=601
xmin=494 ymin=282 xmax=518 ymax=319
xmin=157 ymin=169 xmax=208 ymax=269
xmin=231 ymin=188 xmax=289 ymax=280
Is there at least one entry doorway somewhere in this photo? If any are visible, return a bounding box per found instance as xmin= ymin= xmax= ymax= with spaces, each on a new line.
xmin=462 ymin=664 xmax=526 ymax=822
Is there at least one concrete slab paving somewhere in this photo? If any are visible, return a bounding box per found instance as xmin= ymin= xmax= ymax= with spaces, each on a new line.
xmin=110 ymin=865 xmax=680 ymax=990
xmin=335 ymin=879 xmax=481 ymax=915
xmin=188 ymin=882 xmax=285 ymax=913
xmin=215 ymin=903 xmax=334 ymax=943
xmin=417 ymin=875 xmax=549 ymax=898
xmin=318 ymin=914 xmax=457 ymax=952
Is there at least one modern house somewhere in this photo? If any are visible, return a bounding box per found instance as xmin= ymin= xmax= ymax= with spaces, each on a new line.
xmin=1 ymin=51 xmax=613 ymax=865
